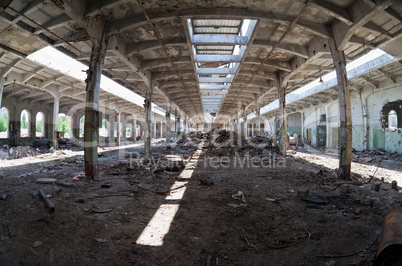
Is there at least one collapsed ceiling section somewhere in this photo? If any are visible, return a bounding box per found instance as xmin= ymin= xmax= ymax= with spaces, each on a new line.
xmin=187 ymin=19 xmax=257 ymax=119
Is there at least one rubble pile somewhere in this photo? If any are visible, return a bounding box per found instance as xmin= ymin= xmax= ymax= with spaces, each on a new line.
xmin=204 ymin=131 xmax=281 ymax=157
xmin=213 ymin=130 xmax=244 ymax=145
xmin=189 ymin=131 xmax=204 ymax=144
xmin=0 ymin=146 xmax=41 ymax=159
xmin=353 ymin=148 xmax=402 ymax=163
xmin=247 ymin=135 xmax=273 ymax=147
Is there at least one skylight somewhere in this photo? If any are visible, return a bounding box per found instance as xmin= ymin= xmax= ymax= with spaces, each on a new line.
xmin=293 ymin=48 xmax=390 ymax=95
xmin=187 ymin=18 xmax=257 ymax=121
xmin=27 ymin=46 xmax=165 ymax=116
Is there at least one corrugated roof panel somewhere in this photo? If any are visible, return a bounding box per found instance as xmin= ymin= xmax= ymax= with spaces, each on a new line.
xmin=193 ymin=19 xmax=242 ymax=27
xmin=196 ymin=45 xmax=234 ymax=50
xmin=194 ymin=27 xmax=239 ymax=35
xmin=197 ymin=50 xmax=233 ymax=55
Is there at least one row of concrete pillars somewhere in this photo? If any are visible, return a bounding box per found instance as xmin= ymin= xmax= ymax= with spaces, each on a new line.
xmin=81 ymin=27 xmax=351 ymax=180
xmin=223 ymin=39 xmax=352 ymax=179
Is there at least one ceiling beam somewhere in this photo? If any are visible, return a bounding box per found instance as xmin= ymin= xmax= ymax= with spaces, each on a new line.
xmin=107 ymin=8 xmax=330 ymax=39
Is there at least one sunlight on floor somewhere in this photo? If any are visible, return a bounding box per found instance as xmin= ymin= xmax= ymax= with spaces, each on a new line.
xmin=135 ymin=204 xmax=180 ymax=246
xmin=293 ymin=151 xmax=402 ymax=184
xmin=0 ymin=141 xmax=146 ymax=168
xmin=135 ymin=147 xmax=202 ymax=246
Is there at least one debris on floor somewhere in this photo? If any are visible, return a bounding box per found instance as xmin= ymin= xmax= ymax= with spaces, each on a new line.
xmin=0 ymin=140 xmax=401 ymax=265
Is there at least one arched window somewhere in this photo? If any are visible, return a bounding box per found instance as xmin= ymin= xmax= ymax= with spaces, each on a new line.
xmin=388 ymin=110 xmax=397 ymax=132
xmin=126 ymin=123 xmax=132 ymax=138
xmin=20 ymin=110 xmax=30 ymax=137
xmin=0 ymin=107 xmax=9 ymax=139
xmin=36 ymin=112 xmax=45 ymax=137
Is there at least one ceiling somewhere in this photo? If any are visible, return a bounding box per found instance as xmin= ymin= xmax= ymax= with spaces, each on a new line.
xmin=0 ymin=0 xmax=401 ymax=125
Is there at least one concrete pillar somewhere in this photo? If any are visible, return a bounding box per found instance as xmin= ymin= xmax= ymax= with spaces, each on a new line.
xmin=109 ymin=114 xmax=115 ymax=144
xmin=52 ymin=96 xmax=60 ymax=149
xmin=84 ymin=27 xmax=108 ymax=179
xmin=251 ymin=123 xmax=254 ymax=136
xmin=30 ymin=110 xmax=36 ymax=141
xmin=72 ymin=114 xmax=79 ymax=139
xmin=144 ymin=87 xmax=153 ymax=157
xmin=9 ymin=106 xmax=18 ymax=146
xmin=256 ymin=100 xmax=261 ymax=136
xmin=116 ymin=112 xmax=121 ymax=146
xmin=152 ymin=121 xmax=157 ymax=139
xmin=243 ymin=105 xmax=247 ymax=138
xmin=278 ymin=85 xmax=287 ymax=156
xmin=183 ymin=115 xmax=187 ymax=136
xmin=176 ymin=113 xmax=181 ymax=135
xmin=301 ymin=112 xmax=305 ymax=144
xmin=236 ymin=111 xmax=240 ymax=135
xmin=121 ymin=115 xmax=126 ymax=140
xmin=328 ymin=37 xmax=352 ymax=179
xmin=0 ymin=77 xmax=4 ymax=108
xmin=325 ymin=105 xmax=330 ymax=149
xmin=160 ymin=121 xmax=163 ymax=138
xmin=166 ymin=104 xmax=172 ymax=149
xmin=44 ymin=111 xmax=51 ymax=139
xmin=133 ymin=117 xmax=137 ymax=143
xmin=359 ymin=89 xmax=368 ymax=150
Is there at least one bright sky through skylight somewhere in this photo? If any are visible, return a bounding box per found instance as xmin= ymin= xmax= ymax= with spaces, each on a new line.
xmin=293 ymin=48 xmax=387 ymax=95
xmin=27 ymin=46 xmax=164 ymax=116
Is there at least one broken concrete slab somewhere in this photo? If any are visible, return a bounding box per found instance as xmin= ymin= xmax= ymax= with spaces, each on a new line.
xmin=302 ymin=195 xmax=330 ymax=205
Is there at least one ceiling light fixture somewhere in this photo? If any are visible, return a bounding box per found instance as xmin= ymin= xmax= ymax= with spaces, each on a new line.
xmin=319 ymin=65 xmax=324 ymax=83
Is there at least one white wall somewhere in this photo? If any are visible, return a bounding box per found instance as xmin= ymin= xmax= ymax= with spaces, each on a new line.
xmin=258 ymin=82 xmax=402 ymax=153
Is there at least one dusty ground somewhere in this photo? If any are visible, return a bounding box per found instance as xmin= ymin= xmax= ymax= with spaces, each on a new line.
xmin=0 ymin=137 xmax=401 ymax=265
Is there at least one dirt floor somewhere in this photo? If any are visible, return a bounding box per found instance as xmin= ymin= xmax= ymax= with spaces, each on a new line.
xmin=0 ymin=135 xmax=401 ymax=265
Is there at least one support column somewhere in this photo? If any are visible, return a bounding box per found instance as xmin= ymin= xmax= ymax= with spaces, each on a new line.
xmin=144 ymin=86 xmax=153 ymax=157
xmin=109 ymin=115 xmax=115 ymax=144
xmin=183 ymin=115 xmax=187 ymax=136
xmin=251 ymin=123 xmax=254 ymax=136
xmin=44 ymin=111 xmax=51 ymax=139
xmin=133 ymin=117 xmax=137 ymax=143
xmin=325 ymin=105 xmax=330 ymax=149
xmin=52 ymin=95 xmax=60 ymax=149
xmin=0 ymin=77 xmax=4 ymax=108
xmin=243 ymin=105 xmax=247 ymax=138
xmin=72 ymin=114 xmax=79 ymax=140
xmin=176 ymin=113 xmax=181 ymax=137
xmin=9 ymin=106 xmax=18 ymax=146
xmin=83 ymin=23 xmax=108 ymax=179
xmin=328 ymin=36 xmax=352 ymax=179
xmin=166 ymin=103 xmax=172 ymax=149
xmin=301 ymin=112 xmax=305 ymax=144
xmin=30 ymin=110 xmax=36 ymax=141
xmin=278 ymin=85 xmax=287 ymax=156
xmin=121 ymin=115 xmax=126 ymax=140
xmin=116 ymin=112 xmax=121 ymax=146
xmin=359 ymin=89 xmax=368 ymax=150
xmin=236 ymin=111 xmax=240 ymax=135
xmin=153 ymin=120 xmax=157 ymax=139
xmin=256 ymin=99 xmax=261 ymax=136
xmin=160 ymin=121 xmax=163 ymax=138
